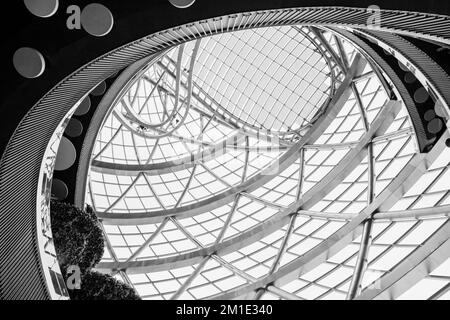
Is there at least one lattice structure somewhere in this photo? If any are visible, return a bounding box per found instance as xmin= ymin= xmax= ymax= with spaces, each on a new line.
xmin=82 ymin=26 xmax=450 ymax=300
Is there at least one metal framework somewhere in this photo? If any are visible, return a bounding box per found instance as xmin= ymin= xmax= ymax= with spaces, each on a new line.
xmin=1 ymin=1 xmax=450 ymax=301
xmin=76 ymin=24 xmax=450 ymax=301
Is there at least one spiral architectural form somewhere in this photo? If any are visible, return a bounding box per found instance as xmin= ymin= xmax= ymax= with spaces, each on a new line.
xmin=1 ymin=1 xmax=450 ymax=300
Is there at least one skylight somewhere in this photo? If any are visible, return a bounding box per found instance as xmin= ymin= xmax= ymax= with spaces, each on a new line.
xmin=83 ymin=25 xmax=450 ymax=300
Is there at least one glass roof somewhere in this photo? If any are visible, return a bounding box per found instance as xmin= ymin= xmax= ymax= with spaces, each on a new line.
xmin=84 ymin=25 xmax=450 ymax=300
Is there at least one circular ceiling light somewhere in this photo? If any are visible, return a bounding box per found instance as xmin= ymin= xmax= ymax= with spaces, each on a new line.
xmin=24 ymin=0 xmax=59 ymax=18
xmin=65 ymin=119 xmax=84 ymax=138
xmin=74 ymin=97 xmax=91 ymax=116
xmin=414 ymin=87 xmax=429 ymax=104
xmin=13 ymin=47 xmax=46 ymax=78
xmin=81 ymin=3 xmax=114 ymax=37
xmin=55 ymin=137 xmax=77 ymax=171
xmin=51 ymin=179 xmax=68 ymax=200
xmin=91 ymin=81 xmax=107 ymax=96
xmin=169 ymin=0 xmax=196 ymax=9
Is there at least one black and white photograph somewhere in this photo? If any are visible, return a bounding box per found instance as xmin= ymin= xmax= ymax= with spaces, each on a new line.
xmin=0 ymin=0 xmax=450 ymax=308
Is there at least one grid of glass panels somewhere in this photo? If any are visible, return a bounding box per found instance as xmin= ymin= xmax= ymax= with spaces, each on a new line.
xmin=84 ymin=25 xmax=450 ymax=300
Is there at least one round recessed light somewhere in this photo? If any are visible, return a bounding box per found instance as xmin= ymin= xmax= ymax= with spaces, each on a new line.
xmin=414 ymin=87 xmax=429 ymax=104
xmin=74 ymin=97 xmax=91 ymax=116
xmin=427 ymin=118 xmax=443 ymax=134
xmin=81 ymin=3 xmax=114 ymax=37
xmin=434 ymin=101 xmax=447 ymax=118
xmin=13 ymin=47 xmax=46 ymax=79
xmin=424 ymin=110 xmax=436 ymax=122
xmin=91 ymin=81 xmax=107 ymax=96
xmin=51 ymin=178 xmax=68 ymax=200
xmin=24 ymin=0 xmax=58 ymax=18
xmin=55 ymin=137 xmax=77 ymax=171
xmin=398 ymin=61 xmax=410 ymax=72
xmin=65 ymin=118 xmax=84 ymax=138
xmin=169 ymin=0 xmax=196 ymax=9
xmin=404 ymin=72 xmax=416 ymax=84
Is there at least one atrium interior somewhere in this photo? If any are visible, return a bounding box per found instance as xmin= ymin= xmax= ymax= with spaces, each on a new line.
xmin=1 ymin=1 xmax=450 ymax=301
xmin=79 ymin=26 xmax=450 ymax=300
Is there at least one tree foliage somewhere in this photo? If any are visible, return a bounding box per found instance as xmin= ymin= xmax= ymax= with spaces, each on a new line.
xmin=68 ymin=271 xmax=141 ymax=300
xmin=50 ymin=200 xmax=104 ymax=273
xmin=51 ymin=200 xmax=140 ymax=300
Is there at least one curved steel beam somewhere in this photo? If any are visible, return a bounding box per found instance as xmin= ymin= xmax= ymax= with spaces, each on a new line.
xmin=91 ymin=125 xmax=412 ymax=177
xmin=74 ymin=7 xmax=450 ymax=209
xmin=373 ymin=205 xmax=450 ymax=221
xmin=91 ymin=133 xmax=289 ymax=176
xmin=95 ymin=99 xmax=401 ymax=273
xmin=92 ymin=70 xmax=169 ymax=161
xmin=92 ymin=132 xmax=243 ymax=175
xmin=141 ymin=73 xmax=298 ymax=145
xmin=113 ymin=110 xmax=212 ymax=147
xmin=205 ymin=131 xmax=449 ymax=300
xmin=355 ymin=220 xmax=450 ymax=300
xmin=2 ymin=4 xmax=449 ymax=300
xmin=158 ymin=44 xmax=335 ymax=140
xmin=274 ymin=204 xmax=450 ymax=222
xmin=310 ymin=27 xmax=346 ymax=72
xmin=357 ymin=30 xmax=450 ymax=122
xmin=306 ymin=127 xmax=415 ymax=150
xmin=325 ymin=27 xmax=429 ymax=151
xmin=347 ymin=66 xmax=374 ymax=299
xmin=96 ymin=54 xmax=367 ymax=225
xmin=120 ymin=40 xmax=202 ymax=139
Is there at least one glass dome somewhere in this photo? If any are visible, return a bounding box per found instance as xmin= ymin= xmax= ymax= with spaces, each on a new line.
xmin=82 ymin=25 xmax=450 ymax=300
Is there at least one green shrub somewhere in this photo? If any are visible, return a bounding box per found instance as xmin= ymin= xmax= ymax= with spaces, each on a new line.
xmin=50 ymin=200 xmax=104 ymax=273
xmin=68 ymin=271 xmax=141 ymax=300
